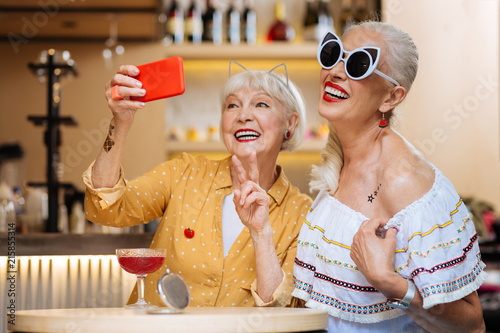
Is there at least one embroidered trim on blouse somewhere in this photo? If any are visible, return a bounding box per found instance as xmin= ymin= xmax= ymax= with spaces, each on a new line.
xmin=316 ymin=253 xmax=359 ymax=271
xmin=297 ymin=239 xmax=319 ymax=249
xmin=315 ymin=271 xmax=378 ymax=293
xmin=305 ymin=219 xmax=325 ymax=233
xmin=295 ymin=258 xmax=375 ymax=293
xmin=395 ymin=215 xmax=474 ymax=273
xmin=294 ymin=276 xmax=390 ymax=316
xmin=410 ymin=233 xmax=478 ymax=279
xmin=420 ymin=258 xmax=484 ymax=300
xmin=395 ymin=237 xmax=460 ymax=273
xmin=295 ymin=257 xmax=316 ymax=272
xmin=298 ymin=240 xmax=360 ymax=271
xmin=303 ymin=219 xmax=352 ymax=250
xmin=395 ymin=199 xmax=464 ymax=253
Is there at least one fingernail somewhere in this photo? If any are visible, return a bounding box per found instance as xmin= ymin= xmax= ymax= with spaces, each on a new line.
xmin=139 ymin=89 xmax=146 ymax=95
xmin=133 ymin=69 xmax=139 ymax=75
xmin=138 ymin=102 xmax=145 ymax=107
xmin=135 ymin=81 xmax=142 ymax=88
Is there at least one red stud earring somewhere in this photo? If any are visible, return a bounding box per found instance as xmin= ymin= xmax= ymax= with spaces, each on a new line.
xmin=284 ymin=129 xmax=291 ymax=139
xmin=379 ymin=113 xmax=389 ymax=128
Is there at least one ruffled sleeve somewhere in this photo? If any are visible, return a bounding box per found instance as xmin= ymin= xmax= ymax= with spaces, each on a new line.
xmin=386 ymin=167 xmax=487 ymax=309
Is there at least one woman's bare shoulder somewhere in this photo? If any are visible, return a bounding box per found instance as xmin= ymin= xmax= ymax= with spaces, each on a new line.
xmin=379 ymin=135 xmax=435 ymax=215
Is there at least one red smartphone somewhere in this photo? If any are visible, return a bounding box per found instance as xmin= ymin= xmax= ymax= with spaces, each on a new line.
xmin=112 ymin=56 xmax=185 ymax=102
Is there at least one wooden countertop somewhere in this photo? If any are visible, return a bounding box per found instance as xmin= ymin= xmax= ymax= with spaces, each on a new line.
xmin=8 ymin=307 xmax=328 ymax=333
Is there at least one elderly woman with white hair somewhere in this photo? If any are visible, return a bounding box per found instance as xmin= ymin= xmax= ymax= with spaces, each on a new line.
xmin=292 ymin=22 xmax=486 ymax=332
xmin=83 ymin=62 xmax=312 ymax=307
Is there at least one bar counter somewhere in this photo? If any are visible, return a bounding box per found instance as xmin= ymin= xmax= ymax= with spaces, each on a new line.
xmin=1 ymin=233 xmax=155 ymax=333
xmin=0 ymin=232 xmax=154 ymax=256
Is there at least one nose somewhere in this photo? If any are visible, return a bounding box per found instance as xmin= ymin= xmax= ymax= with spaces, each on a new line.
xmin=328 ymin=59 xmax=347 ymax=81
xmin=236 ymin=107 xmax=255 ymax=123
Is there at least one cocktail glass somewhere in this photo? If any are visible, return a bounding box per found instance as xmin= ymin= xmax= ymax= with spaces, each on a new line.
xmin=116 ymin=248 xmax=166 ymax=309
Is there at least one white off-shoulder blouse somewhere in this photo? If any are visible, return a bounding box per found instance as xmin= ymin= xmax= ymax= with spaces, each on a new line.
xmin=292 ymin=165 xmax=486 ymax=332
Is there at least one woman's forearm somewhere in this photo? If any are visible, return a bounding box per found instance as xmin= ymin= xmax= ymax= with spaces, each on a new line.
xmin=407 ymin=291 xmax=485 ymax=333
xmin=377 ymin=274 xmax=484 ymax=333
xmin=252 ymin=226 xmax=284 ymax=303
xmin=92 ymin=64 xmax=145 ymax=189
xmin=91 ymin=118 xmax=131 ymax=188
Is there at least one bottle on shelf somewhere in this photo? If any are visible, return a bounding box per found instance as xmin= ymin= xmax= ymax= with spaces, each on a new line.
xmin=267 ymin=0 xmax=295 ymax=42
xmin=241 ymin=0 xmax=257 ymax=45
xmin=186 ymin=0 xmax=203 ymax=44
xmin=304 ymin=0 xmax=334 ymax=41
xmin=202 ymin=0 xmax=223 ymax=45
xmin=165 ymin=0 xmax=185 ymax=45
xmin=226 ymin=0 xmax=241 ymax=45
xmin=12 ymin=186 xmax=26 ymax=233
xmin=69 ymin=201 xmax=85 ymax=234
xmin=317 ymin=0 xmax=334 ymax=39
xmin=0 ymin=182 xmax=15 ymax=234
xmin=58 ymin=203 xmax=68 ymax=233
xmin=303 ymin=0 xmax=318 ymax=41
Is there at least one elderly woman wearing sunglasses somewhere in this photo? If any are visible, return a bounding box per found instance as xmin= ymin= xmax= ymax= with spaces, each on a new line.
xmin=292 ymin=22 xmax=486 ymax=332
xmin=83 ymin=62 xmax=313 ymax=308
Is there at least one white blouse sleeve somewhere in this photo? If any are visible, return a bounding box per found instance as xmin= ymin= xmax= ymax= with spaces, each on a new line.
xmin=386 ymin=168 xmax=487 ymax=309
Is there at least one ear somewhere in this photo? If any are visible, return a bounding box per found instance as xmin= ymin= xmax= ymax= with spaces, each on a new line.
xmin=379 ymin=86 xmax=407 ymax=112
xmin=286 ymin=112 xmax=300 ymax=136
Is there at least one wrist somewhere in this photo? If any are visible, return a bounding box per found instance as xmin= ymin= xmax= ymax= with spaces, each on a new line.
xmin=386 ymin=278 xmax=416 ymax=310
xmin=249 ymin=224 xmax=274 ymax=246
xmin=112 ymin=117 xmax=133 ymax=130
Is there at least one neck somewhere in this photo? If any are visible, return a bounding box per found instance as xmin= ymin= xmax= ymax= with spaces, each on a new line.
xmin=233 ymin=153 xmax=279 ymax=192
xmin=260 ymin=163 xmax=279 ymax=192
xmin=335 ymin=121 xmax=387 ymax=168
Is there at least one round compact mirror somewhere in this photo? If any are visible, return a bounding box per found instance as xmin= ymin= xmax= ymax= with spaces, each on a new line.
xmin=155 ymin=269 xmax=190 ymax=313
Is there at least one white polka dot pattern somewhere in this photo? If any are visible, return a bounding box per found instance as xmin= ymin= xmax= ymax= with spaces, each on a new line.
xmin=83 ymin=153 xmax=312 ymax=307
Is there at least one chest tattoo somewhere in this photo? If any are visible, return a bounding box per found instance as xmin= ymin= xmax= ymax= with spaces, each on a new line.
xmin=367 ymin=183 xmax=382 ymax=203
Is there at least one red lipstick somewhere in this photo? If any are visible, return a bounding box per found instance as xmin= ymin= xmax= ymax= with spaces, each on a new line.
xmin=234 ymin=128 xmax=261 ymax=142
xmin=323 ymin=81 xmax=349 ymax=103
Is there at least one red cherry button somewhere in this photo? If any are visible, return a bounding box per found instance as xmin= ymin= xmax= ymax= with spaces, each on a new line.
xmin=184 ymin=228 xmax=194 ymax=238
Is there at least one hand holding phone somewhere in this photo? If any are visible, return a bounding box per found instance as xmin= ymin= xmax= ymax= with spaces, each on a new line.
xmin=112 ymin=56 xmax=185 ymax=102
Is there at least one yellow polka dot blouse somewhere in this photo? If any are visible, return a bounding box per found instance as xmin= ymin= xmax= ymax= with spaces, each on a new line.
xmin=83 ymin=153 xmax=312 ymax=307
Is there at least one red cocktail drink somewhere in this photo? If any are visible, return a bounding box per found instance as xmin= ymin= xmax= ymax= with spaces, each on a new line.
xmin=116 ymin=248 xmax=167 ymax=309
xmin=118 ymin=256 xmax=165 ymax=276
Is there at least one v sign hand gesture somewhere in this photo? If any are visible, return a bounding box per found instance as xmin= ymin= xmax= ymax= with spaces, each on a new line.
xmin=231 ymin=151 xmax=272 ymax=239
xmin=230 ymin=150 xmax=283 ymax=303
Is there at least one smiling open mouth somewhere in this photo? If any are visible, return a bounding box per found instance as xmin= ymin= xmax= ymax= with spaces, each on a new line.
xmin=325 ymin=86 xmax=349 ymax=99
xmin=235 ymin=130 xmax=260 ymax=141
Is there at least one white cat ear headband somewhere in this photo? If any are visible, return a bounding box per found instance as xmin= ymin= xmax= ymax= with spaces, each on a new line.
xmin=228 ymin=60 xmax=289 ymax=88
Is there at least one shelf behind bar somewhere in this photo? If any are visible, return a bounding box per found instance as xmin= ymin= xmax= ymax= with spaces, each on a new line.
xmin=164 ymin=42 xmax=319 ymax=60
xmin=0 ymin=233 xmax=154 ymax=256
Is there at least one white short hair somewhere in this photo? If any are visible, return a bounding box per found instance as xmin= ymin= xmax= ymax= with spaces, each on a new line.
xmin=220 ymin=69 xmax=306 ymax=152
